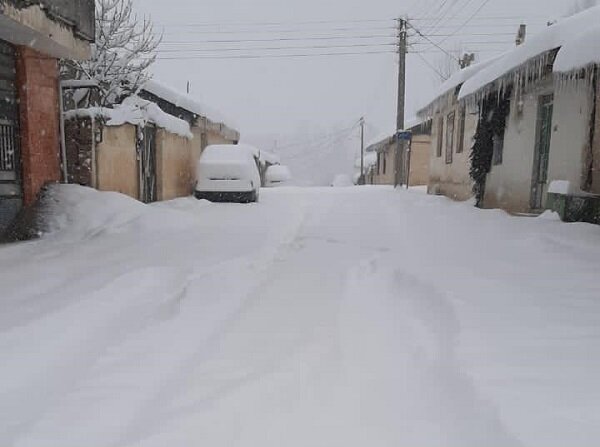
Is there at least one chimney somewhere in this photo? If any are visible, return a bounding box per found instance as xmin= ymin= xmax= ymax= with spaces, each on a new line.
xmin=516 ymin=24 xmax=527 ymax=46
xmin=459 ymin=53 xmax=475 ymax=69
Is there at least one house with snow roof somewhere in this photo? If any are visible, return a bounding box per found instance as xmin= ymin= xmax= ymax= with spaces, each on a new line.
xmin=362 ymin=120 xmax=432 ymax=187
xmin=418 ymin=57 xmax=499 ymax=201
xmin=63 ymin=80 xmax=240 ymax=204
xmin=420 ymin=6 xmax=600 ymax=223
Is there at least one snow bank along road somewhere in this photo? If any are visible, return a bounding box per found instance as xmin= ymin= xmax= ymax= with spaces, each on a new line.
xmin=1 ymin=185 xmax=599 ymax=447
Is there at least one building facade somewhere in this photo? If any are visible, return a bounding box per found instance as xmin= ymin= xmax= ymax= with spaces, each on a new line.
xmin=0 ymin=0 xmax=95 ymax=234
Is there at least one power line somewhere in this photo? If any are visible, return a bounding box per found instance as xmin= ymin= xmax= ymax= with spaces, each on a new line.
xmin=156 ymin=18 xmax=396 ymax=28
xmin=156 ymin=43 xmax=397 ymax=54
xmin=406 ymin=21 xmax=460 ymax=62
xmin=158 ymin=26 xmax=397 ymax=35
xmin=414 ymin=52 xmax=448 ymax=80
xmin=155 ymin=50 xmax=396 ymax=60
xmin=437 ymin=0 xmax=495 ymax=45
xmin=160 ymin=34 xmax=396 ymax=45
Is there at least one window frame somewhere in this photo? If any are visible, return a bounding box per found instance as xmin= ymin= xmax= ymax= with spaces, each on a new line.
xmin=436 ymin=116 xmax=444 ymax=158
xmin=457 ymin=106 xmax=466 ymax=154
xmin=445 ymin=111 xmax=455 ymax=164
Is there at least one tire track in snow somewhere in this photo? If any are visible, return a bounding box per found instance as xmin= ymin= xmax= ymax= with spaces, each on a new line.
xmin=339 ymin=257 xmax=523 ymax=446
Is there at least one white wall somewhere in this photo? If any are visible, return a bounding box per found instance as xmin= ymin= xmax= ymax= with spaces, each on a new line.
xmin=547 ymin=79 xmax=593 ymax=192
xmin=428 ymin=96 xmax=476 ymax=201
xmin=484 ymin=78 xmax=592 ymax=213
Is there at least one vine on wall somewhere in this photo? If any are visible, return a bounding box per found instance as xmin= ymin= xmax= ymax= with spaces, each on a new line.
xmin=469 ymin=91 xmax=512 ymax=207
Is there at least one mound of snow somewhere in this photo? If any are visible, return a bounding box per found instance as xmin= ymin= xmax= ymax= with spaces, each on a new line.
xmin=548 ymin=180 xmax=572 ymax=195
xmin=41 ymin=185 xmax=206 ymax=240
xmin=331 ymin=174 xmax=353 ymax=187
xmin=266 ymin=165 xmax=292 ymax=186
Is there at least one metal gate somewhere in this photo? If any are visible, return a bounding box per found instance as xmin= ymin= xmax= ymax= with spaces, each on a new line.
xmin=138 ymin=125 xmax=157 ymax=203
xmin=0 ymin=40 xmax=21 ymax=233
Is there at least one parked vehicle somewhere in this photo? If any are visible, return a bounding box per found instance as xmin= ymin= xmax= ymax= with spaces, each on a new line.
xmin=265 ymin=165 xmax=292 ymax=187
xmin=194 ymin=144 xmax=261 ymax=203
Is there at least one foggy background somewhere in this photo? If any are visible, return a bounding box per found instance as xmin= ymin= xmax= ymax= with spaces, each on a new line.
xmin=133 ymin=0 xmax=594 ymax=185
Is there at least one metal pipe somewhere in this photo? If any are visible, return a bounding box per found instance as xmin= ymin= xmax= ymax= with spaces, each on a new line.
xmin=58 ymin=81 xmax=68 ymax=183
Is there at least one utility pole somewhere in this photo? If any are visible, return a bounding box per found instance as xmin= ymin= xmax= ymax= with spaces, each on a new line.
xmin=395 ymin=17 xmax=407 ymax=188
xmin=359 ymin=117 xmax=365 ymax=185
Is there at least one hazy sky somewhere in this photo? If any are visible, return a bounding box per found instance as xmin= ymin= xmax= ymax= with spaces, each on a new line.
xmin=133 ymin=0 xmax=577 ymax=183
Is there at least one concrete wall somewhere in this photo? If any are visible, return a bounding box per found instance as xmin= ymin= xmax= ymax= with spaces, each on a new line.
xmin=484 ymin=78 xmax=593 ymax=213
xmin=96 ymin=124 xmax=139 ymax=199
xmin=372 ymin=146 xmax=396 ymax=185
xmin=15 ymin=46 xmax=61 ymax=206
xmin=547 ymin=79 xmax=593 ymax=193
xmin=0 ymin=2 xmax=92 ymax=60
xmin=428 ymin=97 xmax=476 ymax=201
xmin=592 ymin=77 xmax=600 ymax=194
xmin=156 ymin=129 xmax=194 ymax=201
xmin=408 ymin=135 xmax=431 ymax=186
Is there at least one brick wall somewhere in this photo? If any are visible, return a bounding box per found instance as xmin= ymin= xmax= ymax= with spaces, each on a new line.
xmin=65 ymin=116 xmax=93 ymax=186
xmin=15 ymin=46 xmax=61 ymax=206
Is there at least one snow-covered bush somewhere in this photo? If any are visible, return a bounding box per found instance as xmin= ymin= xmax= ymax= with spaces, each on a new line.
xmin=62 ymin=0 xmax=162 ymax=107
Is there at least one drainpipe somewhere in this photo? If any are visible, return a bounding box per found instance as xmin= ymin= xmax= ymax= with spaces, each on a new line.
xmin=58 ymin=81 xmax=68 ymax=183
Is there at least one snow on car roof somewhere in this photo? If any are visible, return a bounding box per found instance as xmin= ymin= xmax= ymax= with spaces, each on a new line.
xmin=201 ymin=144 xmax=259 ymax=163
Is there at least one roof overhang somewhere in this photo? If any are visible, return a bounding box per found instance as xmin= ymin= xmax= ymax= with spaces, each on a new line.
xmin=0 ymin=2 xmax=93 ymax=60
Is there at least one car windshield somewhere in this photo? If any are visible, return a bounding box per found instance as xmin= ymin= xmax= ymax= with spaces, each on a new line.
xmin=1 ymin=1 xmax=600 ymax=446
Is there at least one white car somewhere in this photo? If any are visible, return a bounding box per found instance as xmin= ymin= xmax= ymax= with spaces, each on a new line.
xmin=265 ymin=165 xmax=292 ymax=187
xmin=195 ymin=144 xmax=261 ymax=203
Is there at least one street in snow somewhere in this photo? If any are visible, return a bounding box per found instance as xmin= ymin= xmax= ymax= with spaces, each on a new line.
xmin=1 ymin=185 xmax=599 ymax=447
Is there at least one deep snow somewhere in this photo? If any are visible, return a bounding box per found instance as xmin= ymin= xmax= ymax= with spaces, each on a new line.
xmin=1 ymin=185 xmax=599 ymax=447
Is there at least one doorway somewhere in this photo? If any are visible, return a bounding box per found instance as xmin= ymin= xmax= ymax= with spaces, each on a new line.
xmin=531 ymin=94 xmax=554 ymax=210
xmin=0 ymin=40 xmax=22 ymax=233
xmin=138 ymin=125 xmax=157 ymax=203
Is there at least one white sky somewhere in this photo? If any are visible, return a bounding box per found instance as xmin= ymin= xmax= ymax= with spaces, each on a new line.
xmin=133 ymin=0 xmax=577 ymax=183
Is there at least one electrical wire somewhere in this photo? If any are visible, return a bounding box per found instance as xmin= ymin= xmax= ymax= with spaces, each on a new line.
xmin=160 ymin=34 xmax=397 ymax=45
xmin=155 ymin=50 xmax=396 ymax=60
xmin=156 ymin=43 xmax=397 ymax=54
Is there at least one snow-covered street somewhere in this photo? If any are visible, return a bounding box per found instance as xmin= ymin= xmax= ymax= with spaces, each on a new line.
xmin=1 ymin=185 xmax=599 ymax=447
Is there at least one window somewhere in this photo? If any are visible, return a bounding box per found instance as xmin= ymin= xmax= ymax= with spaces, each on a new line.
xmin=492 ymin=133 xmax=504 ymax=165
xmin=436 ymin=116 xmax=444 ymax=158
xmin=457 ymin=107 xmax=466 ymax=154
xmin=383 ymin=153 xmax=387 ymax=175
xmin=446 ymin=112 xmax=455 ymax=164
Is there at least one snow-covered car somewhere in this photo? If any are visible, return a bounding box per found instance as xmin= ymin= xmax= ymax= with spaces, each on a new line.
xmin=195 ymin=144 xmax=261 ymax=203
xmin=265 ymin=165 xmax=292 ymax=187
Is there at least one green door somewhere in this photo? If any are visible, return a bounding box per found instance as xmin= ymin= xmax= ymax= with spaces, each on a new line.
xmin=531 ymin=94 xmax=554 ymax=210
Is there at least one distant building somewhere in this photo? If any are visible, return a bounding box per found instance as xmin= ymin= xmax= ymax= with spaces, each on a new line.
xmin=0 ymin=0 xmax=95 ymax=235
xmin=363 ymin=120 xmax=431 ymax=187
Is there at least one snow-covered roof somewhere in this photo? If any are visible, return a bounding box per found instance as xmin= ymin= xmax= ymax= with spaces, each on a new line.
xmin=142 ymin=79 xmax=235 ymax=128
xmin=460 ymin=6 xmax=600 ymax=100
xmin=259 ymin=150 xmax=280 ymax=165
xmin=64 ymin=96 xmax=193 ymax=139
xmin=417 ymin=55 xmax=502 ymax=116
xmin=354 ymin=151 xmax=378 ymax=170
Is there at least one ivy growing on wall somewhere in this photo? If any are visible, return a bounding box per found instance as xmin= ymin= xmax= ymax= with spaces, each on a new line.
xmin=469 ymin=90 xmax=512 ymax=207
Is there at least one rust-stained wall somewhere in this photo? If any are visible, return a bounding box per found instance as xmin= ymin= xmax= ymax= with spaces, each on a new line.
xmin=15 ymin=46 xmax=61 ymax=206
xmin=156 ymin=129 xmax=193 ymax=200
xmin=96 ymin=124 xmax=139 ymax=199
xmin=408 ymin=135 xmax=431 ymax=186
